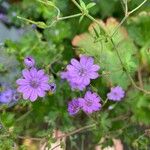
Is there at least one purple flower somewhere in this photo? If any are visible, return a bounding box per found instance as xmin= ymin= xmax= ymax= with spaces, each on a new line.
xmin=16 ymin=68 xmax=50 ymax=101
xmin=79 ymin=91 xmax=101 ymax=114
xmin=0 ymin=89 xmax=13 ymax=103
xmin=49 ymin=83 xmax=56 ymax=93
xmin=107 ymin=86 xmax=125 ymax=101
xmin=24 ymin=56 xmax=35 ymax=68
xmin=61 ymin=56 xmax=100 ymax=90
xmin=68 ymin=99 xmax=81 ymax=116
xmin=61 ymin=71 xmax=86 ymax=90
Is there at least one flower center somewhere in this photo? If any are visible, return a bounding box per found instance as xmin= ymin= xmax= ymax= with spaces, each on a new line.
xmin=30 ymin=79 xmax=39 ymax=88
xmin=78 ymin=68 xmax=86 ymax=77
xmin=113 ymin=92 xmax=118 ymax=96
xmin=5 ymin=95 xmax=10 ymax=99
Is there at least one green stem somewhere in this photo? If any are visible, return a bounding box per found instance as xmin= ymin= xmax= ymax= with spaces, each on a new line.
xmin=129 ymin=0 xmax=147 ymax=15
xmin=86 ymin=14 xmax=107 ymax=33
xmin=124 ymin=0 xmax=128 ymax=16
xmin=57 ymin=123 xmax=96 ymax=139
xmin=71 ymin=0 xmax=82 ymax=11
xmin=111 ymin=15 xmax=128 ymax=37
xmin=16 ymin=110 xmax=32 ymax=122
xmin=110 ymin=38 xmax=150 ymax=94
xmin=112 ymin=0 xmax=147 ymax=37
xmin=110 ymin=38 xmax=125 ymax=68
xmin=47 ymin=13 xmax=82 ymax=28
xmin=58 ymin=13 xmax=82 ymax=21
xmin=102 ymin=98 xmax=108 ymax=107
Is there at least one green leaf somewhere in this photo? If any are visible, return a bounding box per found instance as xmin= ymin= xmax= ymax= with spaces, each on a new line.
xmin=100 ymin=112 xmax=112 ymax=132
xmin=79 ymin=15 xmax=84 ymax=23
xmin=127 ymin=12 xmax=150 ymax=47
xmin=36 ymin=21 xmax=48 ymax=29
xmin=86 ymin=2 xmax=96 ymax=9
xmin=79 ymin=0 xmax=86 ymax=9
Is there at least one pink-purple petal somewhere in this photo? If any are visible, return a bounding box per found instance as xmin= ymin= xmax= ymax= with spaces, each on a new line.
xmin=71 ymin=59 xmax=81 ymax=68
xmin=30 ymin=68 xmax=37 ymax=78
xmin=30 ymin=90 xmax=38 ymax=101
xmin=17 ymin=85 xmax=29 ymax=93
xmin=23 ymin=89 xmax=32 ymax=100
xmin=16 ymin=79 xmax=29 ymax=85
xmin=41 ymin=84 xmax=50 ymax=91
xmin=41 ymin=75 xmax=49 ymax=82
xmin=91 ymin=65 xmax=100 ymax=71
xmin=80 ymin=56 xmax=88 ymax=65
xmin=89 ymin=72 xmax=99 ymax=79
xmin=37 ymin=88 xmax=45 ymax=97
xmin=22 ymin=69 xmax=31 ymax=79
xmin=83 ymin=77 xmax=90 ymax=85
xmin=86 ymin=57 xmax=94 ymax=67
xmin=37 ymin=69 xmax=45 ymax=78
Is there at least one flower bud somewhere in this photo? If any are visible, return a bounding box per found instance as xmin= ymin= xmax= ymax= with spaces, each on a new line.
xmin=49 ymin=83 xmax=56 ymax=93
xmin=24 ymin=56 xmax=35 ymax=68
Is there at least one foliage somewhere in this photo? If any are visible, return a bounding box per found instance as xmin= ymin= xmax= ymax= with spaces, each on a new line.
xmin=0 ymin=0 xmax=150 ymax=149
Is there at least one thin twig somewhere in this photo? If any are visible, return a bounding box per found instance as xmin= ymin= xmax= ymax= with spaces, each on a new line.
xmin=51 ymin=143 xmax=62 ymax=150
xmin=16 ymin=110 xmax=32 ymax=122
xmin=18 ymin=135 xmax=44 ymax=141
xmin=58 ymin=13 xmax=82 ymax=21
xmin=111 ymin=39 xmax=150 ymax=94
xmin=71 ymin=0 xmax=82 ymax=10
xmin=111 ymin=15 xmax=128 ymax=37
xmin=112 ymin=0 xmax=147 ymax=36
xmin=102 ymin=98 xmax=108 ymax=107
xmin=124 ymin=0 xmax=128 ymax=16
xmin=137 ymin=67 xmax=144 ymax=88
xmin=57 ymin=123 xmax=96 ymax=139
xmin=129 ymin=0 xmax=147 ymax=15
xmin=111 ymin=112 xmax=131 ymax=122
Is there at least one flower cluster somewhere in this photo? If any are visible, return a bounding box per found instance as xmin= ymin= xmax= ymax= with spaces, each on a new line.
xmin=68 ymin=91 xmax=101 ymax=115
xmin=62 ymin=55 xmax=125 ymax=116
xmin=61 ymin=55 xmax=100 ymax=90
xmin=16 ymin=56 xmax=56 ymax=102
xmin=0 ymin=83 xmax=19 ymax=104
